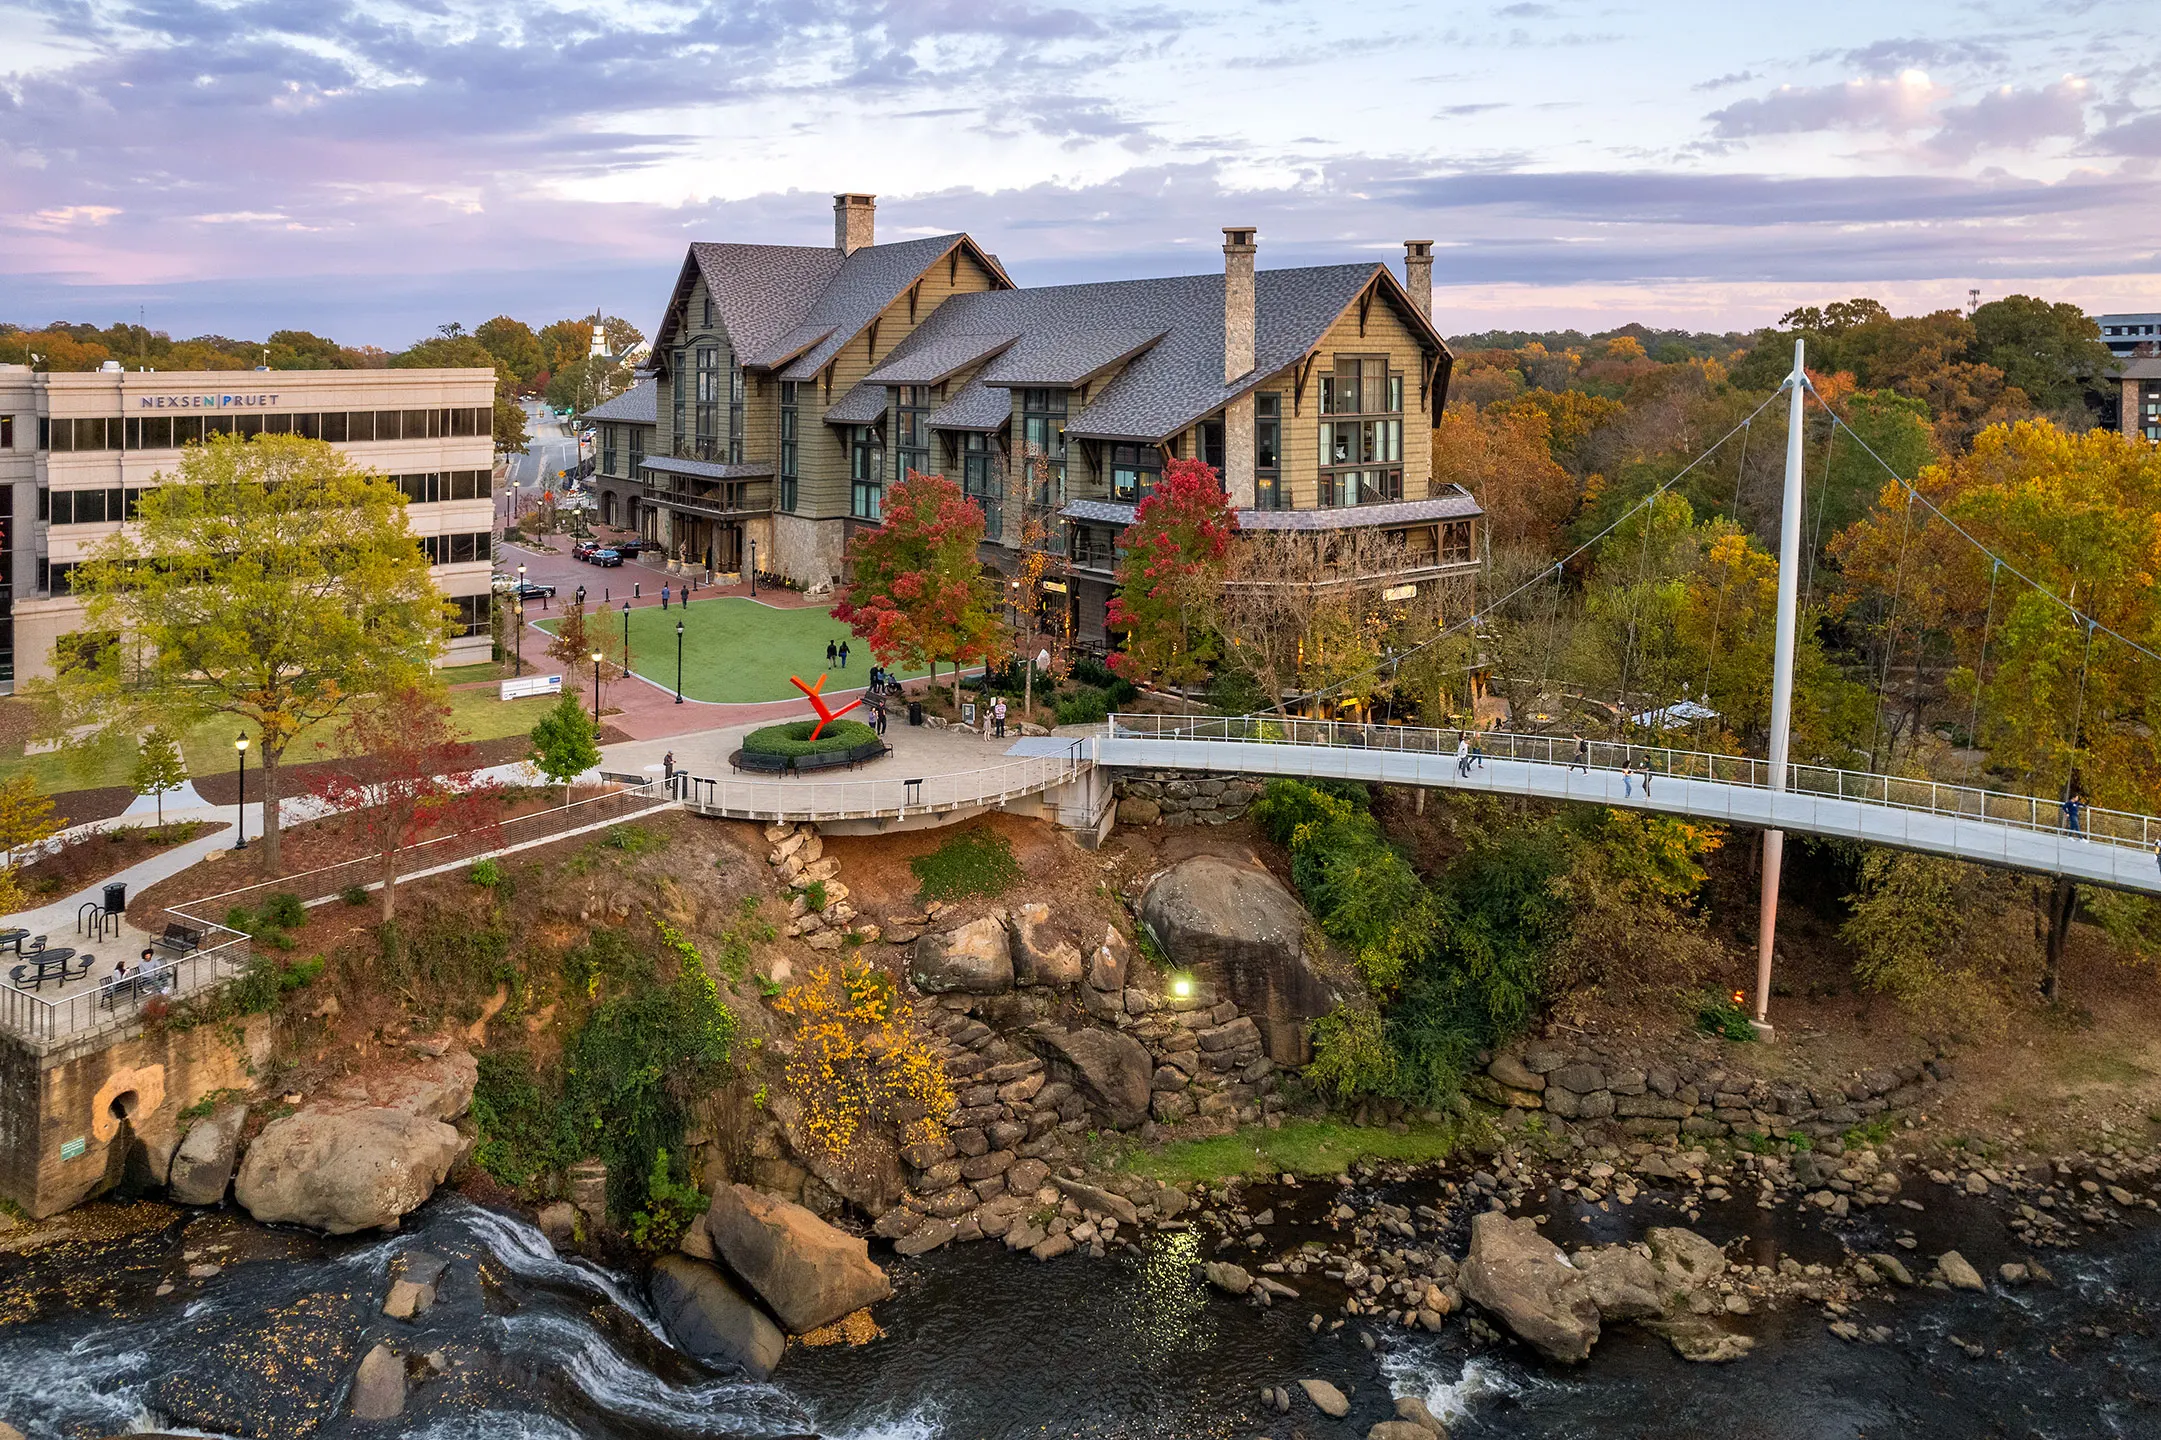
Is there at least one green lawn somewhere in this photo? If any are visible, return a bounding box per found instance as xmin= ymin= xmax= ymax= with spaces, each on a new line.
xmin=0 ymin=687 xmax=561 ymax=795
xmin=537 ymin=596 xmax=926 ymax=703
xmin=1106 ymin=1117 xmax=1469 ymax=1185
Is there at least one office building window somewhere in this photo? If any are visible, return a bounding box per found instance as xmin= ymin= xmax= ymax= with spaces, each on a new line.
xmin=850 ymin=425 xmax=884 ymax=520
xmin=694 ymin=346 xmax=719 ymax=461
xmin=728 ymin=365 xmax=746 ymax=465
xmin=420 ymin=532 xmax=496 ymax=565
xmin=1108 ymin=442 xmax=1162 ymax=503
xmin=451 ymin=593 xmax=492 ymax=638
xmin=0 ymin=415 xmax=11 ymax=448
xmin=600 ymin=424 xmax=618 ymax=477
xmin=1254 ymin=393 xmax=1284 ymax=509
xmin=1020 ymin=388 xmax=1066 ymax=507
xmin=962 ymin=431 xmax=1000 ymax=537
xmin=895 ymin=386 xmax=932 ymax=480
xmin=778 ymin=383 xmax=799 ymax=512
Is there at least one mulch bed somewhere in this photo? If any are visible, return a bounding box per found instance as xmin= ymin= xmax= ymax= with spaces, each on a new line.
xmin=17 ymin=820 xmax=230 ymax=902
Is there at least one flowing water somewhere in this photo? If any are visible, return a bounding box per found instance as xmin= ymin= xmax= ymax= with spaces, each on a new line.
xmin=0 ymin=1185 xmax=2154 ymax=1440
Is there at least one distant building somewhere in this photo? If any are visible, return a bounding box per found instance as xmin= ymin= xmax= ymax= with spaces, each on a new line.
xmin=583 ymin=194 xmax=1482 ymax=647
xmin=0 ymin=364 xmax=499 ymax=690
xmin=2096 ymin=312 xmax=2161 ymax=359
xmin=2120 ymin=357 xmax=2161 ymax=443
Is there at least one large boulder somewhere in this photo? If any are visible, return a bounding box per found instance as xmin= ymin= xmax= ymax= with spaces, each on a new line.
xmin=1575 ymin=1246 xmax=1663 ymax=1321
xmin=168 ymin=1101 xmax=248 ymax=1206
xmin=649 ymin=1254 xmax=788 ymax=1379
xmin=911 ymin=914 xmax=1014 ymax=994
xmin=373 ymin=1050 xmax=479 ymax=1123
xmin=1460 ymin=1211 xmax=1601 ymax=1363
xmin=234 ymin=1109 xmax=462 ymax=1235
xmin=1009 ymin=904 xmax=1085 ymax=987
xmin=703 ymin=1183 xmax=891 ymax=1334
xmin=1025 ymin=1024 xmax=1152 ymax=1129
xmin=1139 ymin=855 xmax=1342 ymax=1064
xmin=1646 ymin=1228 xmax=1728 ymax=1290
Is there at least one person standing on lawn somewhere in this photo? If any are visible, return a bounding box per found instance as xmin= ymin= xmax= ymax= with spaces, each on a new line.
xmin=661 ymin=584 xmax=671 ymax=611
xmin=838 ymin=640 xmax=850 ymax=669
xmin=826 ymin=638 xmax=838 ymax=668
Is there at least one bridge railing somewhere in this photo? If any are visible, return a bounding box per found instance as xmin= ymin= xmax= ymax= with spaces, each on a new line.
xmin=1105 ymin=714 xmax=2161 ymax=854
xmin=676 ymin=745 xmax=1089 ymax=822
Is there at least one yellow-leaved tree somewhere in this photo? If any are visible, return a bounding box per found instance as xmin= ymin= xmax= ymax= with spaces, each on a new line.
xmin=34 ymin=433 xmax=449 ymax=872
xmin=772 ymin=959 xmax=952 ymax=1182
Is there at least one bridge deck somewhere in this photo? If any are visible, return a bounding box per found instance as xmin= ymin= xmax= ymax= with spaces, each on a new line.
xmin=1096 ymin=716 xmax=2161 ymax=896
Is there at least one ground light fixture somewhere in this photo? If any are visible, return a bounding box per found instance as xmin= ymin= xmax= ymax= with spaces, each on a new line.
xmin=233 ymin=733 xmax=249 ymax=850
xmin=1170 ymin=974 xmax=1194 ymax=1000
xmin=676 ymin=620 xmax=686 ymax=704
xmin=591 ymin=649 xmax=604 ymax=722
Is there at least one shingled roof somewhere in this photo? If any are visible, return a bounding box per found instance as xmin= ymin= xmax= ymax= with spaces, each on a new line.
xmin=650 ymin=234 xmax=1013 ymax=375
xmin=580 ymin=376 xmax=657 ymax=425
xmin=864 ymin=263 xmax=1440 ymax=444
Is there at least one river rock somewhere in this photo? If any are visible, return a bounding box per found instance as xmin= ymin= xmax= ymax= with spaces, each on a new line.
xmin=234 ymin=1108 xmax=462 ymax=1235
xmin=703 ymin=1183 xmax=892 ymax=1334
xmin=1394 ymin=1395 xmax=1447 ymax=1434
xmin=1368 ymin=1424 xmax=1434 ymax=1440
xmin=1487 ymin=1054 xmax=1545 ymax=1092
xmin=1299 ymin=1378 xmax=1350 ymax=1417
xmin=1053 ymin=1176 xmax=1140 ymax=1225
xmin=1203 ymin=1261 xmax=1252 ymax=1295
xmin=1576 ymin=1246 xmax=1663 ymax=1320
xmin=1937 ymin=1251 xmax=1985 ymax=1292
xmin=1088 ymin=926 xmax=1130 ymax=991
xmin=649 ymin=1254 xmax=787 ymax=1379
xmin=1138 ymin=855 xmax=1343 ymax=1064
xmin=1646 ymin=1228 xmax=1727 ymax=1289
xmin=168 ymin=1101 xmax=248 ymax=1206
xmin=349 ymin=1343 xmax=405 ymax=1419
xmin=1027 ymin=1025 xmax=1152 ymax=1129
xmin=911 ymin=914 xmax=1014 ymax=994
xmin=1645 ymin=1316 xmax=1755 ymax=1363
xmin=1460 ymin=1211 xmax=1600 ymax=1363
xmin=1011 ymin=903 xmax=1085 ymax=987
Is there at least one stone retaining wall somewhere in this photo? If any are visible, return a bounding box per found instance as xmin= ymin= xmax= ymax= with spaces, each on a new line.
xmin=1111 ymin=770 xmax=1264 ymax=828
xmin=1472 ymin=1042 xmax=1953 ymax=1143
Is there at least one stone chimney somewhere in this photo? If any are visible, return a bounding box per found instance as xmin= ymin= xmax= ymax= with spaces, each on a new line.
xmin=834 ymin=194 xmax=876 ymax=255
xmin=1223 ymin=226 xmax=1257 ymax=382
xmin=1404 ymin=240 xmax=1434 ymax=320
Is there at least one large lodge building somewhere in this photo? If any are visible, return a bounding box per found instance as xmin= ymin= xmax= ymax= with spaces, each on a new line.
xmin=583 ymin=195 xmax=1484 ymax=647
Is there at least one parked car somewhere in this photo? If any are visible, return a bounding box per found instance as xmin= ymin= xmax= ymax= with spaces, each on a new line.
xmin=614 ymin=537 xmax=662 ymax=555
xmin=589 ymin=548 xmax=624 ymax=567
xmin=572 ymin=541 xmax=600 ymax=562
xmin=508 ymin=580 xmax=557 ymax=600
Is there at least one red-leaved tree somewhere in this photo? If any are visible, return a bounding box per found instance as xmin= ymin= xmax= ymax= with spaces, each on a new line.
xmin=309 ymin=685 xmax=503 ymax=922
xmin=1106 ymin=457 xmax=1236 ymax=690
xmin=834 ymin=470 xmax=1002 ymax=709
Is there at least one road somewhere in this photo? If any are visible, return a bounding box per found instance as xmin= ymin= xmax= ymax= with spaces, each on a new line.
xmin=502 ymin=401 xmax=584 ymax=528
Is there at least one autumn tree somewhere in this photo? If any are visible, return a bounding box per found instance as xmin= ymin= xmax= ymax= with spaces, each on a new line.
xmin=834 ymin=470 xmax=1002 ymax=708
xmin=1968 ymin=295 xmax=2114 ymax=418
xmin=475 ymin=315 xmax=544 ymax=390
xmin=37 ymin=434 xmax=447 ymax=871
xmin=0 ymin=774 xmax=62 ymax=915
xmin=1106 ymin=458 xmax=1235 ymax=691
xmin=309 ymin=686 xmax=500 ymax=922
xmin=547 ymin=599 xmax=595 ymax=677
xmin=1216 ymin=528 xmax=1400 ymax=714
xmin=1431 ymin=402 xmax=1576 ymax=551
xmin=393 ymin=331 xmax=528 ymax=456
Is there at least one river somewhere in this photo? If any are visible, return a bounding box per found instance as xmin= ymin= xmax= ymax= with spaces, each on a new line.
xmin=0 ymin=1176 xmax=2153 ymax=1440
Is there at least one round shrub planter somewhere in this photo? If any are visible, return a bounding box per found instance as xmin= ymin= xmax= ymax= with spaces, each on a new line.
xmin=730 ymin=719 xmax=888 ymax=775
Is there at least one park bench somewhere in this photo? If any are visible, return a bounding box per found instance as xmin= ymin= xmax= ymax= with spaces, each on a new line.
xmin=728 ymin=749 xmax=789 ymax=776
xmin=792 ymin=749 xmax=855 ymax=775
xmin=155 ymin=923 xmax=203 ymax=957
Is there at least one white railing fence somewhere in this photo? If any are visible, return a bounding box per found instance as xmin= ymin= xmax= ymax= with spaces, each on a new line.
xmin=675 ymin=744 xmax=1089 ymax=822
xmin=1106 ymin=713 xmax=2161 ymax=853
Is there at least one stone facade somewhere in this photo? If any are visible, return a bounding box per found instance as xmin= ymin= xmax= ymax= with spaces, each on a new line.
xmin=1110 ymin=770 xmax=1264 ymax=828
xmin=1469 ymin=1042 xmax=1954 ymax=1145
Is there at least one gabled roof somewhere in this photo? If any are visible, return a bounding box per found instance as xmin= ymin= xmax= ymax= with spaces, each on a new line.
xmin=859 ymin=262 xmax=1445 ymax=444
xmin=863 ymin=332 xmax=1019 ymax=385
xmin=649 ymin=233 xmax=1013 ymax=375
xmin=824 ymin=381 xmax=890 ymax=425
xmin=580 ymin=377 xmax=657 ymax=424
xmin=925 ymin=375 xmax=1011 ymax=431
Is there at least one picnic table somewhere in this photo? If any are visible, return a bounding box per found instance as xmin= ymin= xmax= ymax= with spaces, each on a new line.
xmin=0 ymin=928 xmax=29 ymax=958
xmin=10 ymin=947 xmax=83 ymax=991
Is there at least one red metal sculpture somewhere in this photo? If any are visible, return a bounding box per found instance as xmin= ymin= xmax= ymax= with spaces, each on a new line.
xmin=790 ymin=673 xmax=863 ymax=741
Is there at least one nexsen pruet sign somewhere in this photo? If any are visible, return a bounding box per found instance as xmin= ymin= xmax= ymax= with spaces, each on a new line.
xmin=136 ymin=394 xmax=282 ymax=409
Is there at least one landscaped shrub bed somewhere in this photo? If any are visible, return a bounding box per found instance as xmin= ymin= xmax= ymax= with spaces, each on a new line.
xmin=741 ymin=718 xmax=880 ymax=759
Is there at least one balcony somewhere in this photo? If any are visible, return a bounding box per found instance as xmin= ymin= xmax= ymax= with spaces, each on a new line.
xmin=639 ymin=479 xmax=774 ymax=519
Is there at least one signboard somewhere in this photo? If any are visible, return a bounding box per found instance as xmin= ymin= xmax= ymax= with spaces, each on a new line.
xmin=1382 ymin=583 xmax=1418 ymax=602
xmin=60 ymin=1137 xmax=86 ymax=1161
xmin=1040 ymin=580 xmax=1068 ymax=594
xmin=961 ymin=702 xmax=978 ymax=728
xmin=501 ymin=674 xmax=564 ymax=701
xmin=135 ymin=393 xmax=281 ymax=409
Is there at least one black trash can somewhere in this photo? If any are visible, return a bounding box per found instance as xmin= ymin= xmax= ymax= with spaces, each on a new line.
xmin=104 ymin=881 xmax=127 ymax=914
xmin=908 ymin=700 xmax=925 ymax=727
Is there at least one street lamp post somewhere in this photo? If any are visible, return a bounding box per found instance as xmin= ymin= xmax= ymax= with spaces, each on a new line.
xmin=233 ymin=734 xmax=249 ymax=850
xmin=621 ymin=601 xmax=631 ymax=682
xmin=749 ymin=540 xmax=757 ymax=597
xmin=513 ymin=600 xmax=524 ymax=676
xmin=591 ymin=650 xmax=604 ymax=722
xmin=675 ymin=620 xmax=685 ymax=704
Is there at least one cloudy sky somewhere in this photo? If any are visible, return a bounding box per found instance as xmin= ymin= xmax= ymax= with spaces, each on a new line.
xmin=3 ymin=0 xmax=2156 ymax=346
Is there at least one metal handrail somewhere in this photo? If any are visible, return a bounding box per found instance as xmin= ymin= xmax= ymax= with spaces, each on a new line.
xmin=1104 ymin=713 xmax=2161 ymax=853
xmin=677 ymin=744 xmax=1089 ymax=821
xmin=0 ymin=936 xmax=251 ymax=1045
